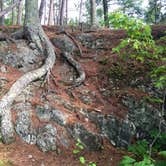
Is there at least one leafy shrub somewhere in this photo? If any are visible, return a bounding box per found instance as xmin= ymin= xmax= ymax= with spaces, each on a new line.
xmin=108 ymin=12 xmax=166 ymax=89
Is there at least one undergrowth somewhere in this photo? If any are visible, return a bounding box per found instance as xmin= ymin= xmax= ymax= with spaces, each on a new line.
xmin=107 ymin=12 xmax=166 ymax=166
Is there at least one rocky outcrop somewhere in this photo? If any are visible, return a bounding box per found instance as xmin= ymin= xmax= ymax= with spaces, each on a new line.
xmin=36 ymin=124 xmax=57 ymax=152
xmin=0 ymin=40 xmax=43 ymax=72
xmin=15 ymin=111 xmax=37 ymax=144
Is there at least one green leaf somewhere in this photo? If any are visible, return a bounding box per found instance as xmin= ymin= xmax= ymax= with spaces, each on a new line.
xmin=88 ymin=162 xmax=97 ymax=166
xmin=79 ymin=156 xmax=86 ymax=164
xmin=73 ymin=149 xmax=80 ymax=154
xmin=119 ymin=156 xmax=136 ymax=166
xmin=159 ymin=151 xmax=166 ymax=158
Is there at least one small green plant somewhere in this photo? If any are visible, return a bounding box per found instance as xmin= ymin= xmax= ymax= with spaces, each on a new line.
xmin=73 ymin=139 xmax=97 ymax=166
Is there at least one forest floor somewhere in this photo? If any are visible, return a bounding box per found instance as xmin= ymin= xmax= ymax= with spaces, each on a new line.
xmin=0 ymin=25 xmax=165 ymax=166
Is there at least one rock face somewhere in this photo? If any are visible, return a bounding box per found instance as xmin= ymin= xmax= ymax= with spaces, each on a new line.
xmin=36 ymin=105 xmax=68 ymax=126
xmin=51 ymin=35 xmax=75 ymax=53
xmin=36 ymin=124 xmax=57 ymax=152
xmin=87 ymin=112 xmax=135 ymax=148
xmin=0 ymin=40 xmax=43 ymax=72
xmin=122 ymin=96 xmax=166 ymax=139
xmin=15 ymin=111 xmax=37 ymax=144
xmin=67 ymin=123 xmax=103 ymax=151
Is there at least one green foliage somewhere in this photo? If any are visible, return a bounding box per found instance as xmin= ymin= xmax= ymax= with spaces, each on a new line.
xmin=128 ymin=140 xmax=149 ymax=158
xmin=155 ymin=160 xmax=166 ymax=166
xmin=149 ymin=130 xmax=166 ymax=151
xmin=79 ymin=156 xmax=86 ymax=164
xmin=134 ymin=156 xmax=155 ymax=166
xmin=119 ymin=131 xmax=166 ymax=166
xmin=73 ymin=139 xmax=97 ymax=166
xmin=109 ymin=12 xmax=166 ymax=89
xmin=119 ymin=156 xmax=136 ymax=166
xmin=119 ymin=156 xmax=155 ymax=166
xmin=143 ymin=96 xmax=163 ymax=104
xmin=159 ymin=151 xmax=166 ymax=158
xmin=151 ymin=64 xmax=166 ymax=89
xmin=109 ymin=12 xmax=157 ymax=60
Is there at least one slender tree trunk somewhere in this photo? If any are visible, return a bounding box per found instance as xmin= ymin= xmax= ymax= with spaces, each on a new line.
xmin=48 ymin=0 xmax=54 ymax=25
xmin=39 ymin=0 xmax=46 ymax=22
xmin=79 ymin=0 xmax=83 ymax=23
xmin=12 ymin=0 xmax=15 ymax=25
xmin=65 ymin=0 xmax=68 ymax=24
xmin=0 ymin=0 xmax=4 ymax=25
xmin=17 ymin=0 xmax=23 ymax=25
xmin=90 ymin=0 xmax=96 ymax=26
xmin=103 ymin=0 xmax=109 ymax=27
xmin=59 ymin=0 xmax=65 ymax=26
xmin=44 ymin=0 xmax=47 ymax=25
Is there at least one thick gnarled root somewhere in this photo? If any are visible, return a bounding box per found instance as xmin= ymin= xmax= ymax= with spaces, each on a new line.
xmin=0 ymin=25 xmax=56 ymax=144
xmin=62 ymin=52 xmax=85 ymax=86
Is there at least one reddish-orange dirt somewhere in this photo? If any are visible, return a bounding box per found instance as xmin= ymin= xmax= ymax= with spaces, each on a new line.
xmin=0 ymin=25 xmax=165 ymax=166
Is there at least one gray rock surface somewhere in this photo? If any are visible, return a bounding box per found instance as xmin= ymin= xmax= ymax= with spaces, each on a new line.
xmin=88 ymin=113 xmax=135 ymax=148
xmin=122 ymin=96 xmax=166 ymax=139
xmin=52 ymin=35 xmax=75 ymax=53
xmin=51 ymin=109 xmax=68 ymax=126
xmin=36 ymin=124 xmax=57 ymax=152
xmin=0 ymin=40 xmax=43 ymax=72
xmin=67 ymin=123 xmax=103 ymax=151
xmin=15 ymin=111 xmax=37 ymax=144
xmin=35 ymin=105 xmax=68 ymax=126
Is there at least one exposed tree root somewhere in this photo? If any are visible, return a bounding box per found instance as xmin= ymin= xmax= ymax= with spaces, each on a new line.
xmin=11 ymin=29 xmax=24 ymax=40
xmin=63 ymin=30 xmax=83 ymax=57
xmin=0 ymin=25 xmax=56 ymax=144
xmin=62 ymin=52 xmax=85 ymax=86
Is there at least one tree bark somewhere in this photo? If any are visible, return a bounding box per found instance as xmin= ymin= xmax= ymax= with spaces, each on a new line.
xmin=90 ymin=0 xmax=96 ymax=26
xmin=48 ymin=0 xmax=54 ymax=25
xmin=65 ymin=0 xmax=68 ymax=24
xmin=0 ymin=0 xmax=56 ymax=144
xmin=59 ymin=0 xmax=65 ymax=26
xmin=17 ymin=0 xmax=23 ymax=25
xmin=79 ymin=0 xmax=83 ymax=23
xmin=39 ymin=0 xmax=46 ymax=21
xmin=103 ymin=0 xmax=109 ymax=27
xmin=12 ymin=0 xmax=16 ymax=25
xmin=0 ymin=0 xmax=4 ymax=25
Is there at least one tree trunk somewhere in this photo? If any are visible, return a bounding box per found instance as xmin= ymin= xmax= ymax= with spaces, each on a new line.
xmin=17 ymin=0 xmax=23 ymax=25
xmin=48 ymin=0 xmax=54 ymax=25
xmin=44 ymin=0 xmax=47 ymax=25
xmin=90 ymin=0 xmax=96 ymax=26
xmin=39 ymin=0 xmax=46 ymax=22
xmin=0 ymin=0 xmax=56 ymax=144
xmin=59 ymin=0 xmax=65 ymax=26
xmin=12 ymin=0 xmax=16 ymax=25
xmin=103 ymin=0 xmax=109 ymax=27
xmin=65 ymin=0 xmax=68 ymax=24
xmin=0 ymin=0 xmax=4 ymax=25
xmin=79 ymin=0 xmax=83 ymax=23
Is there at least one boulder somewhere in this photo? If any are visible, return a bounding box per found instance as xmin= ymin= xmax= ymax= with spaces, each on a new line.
xmin=36 ymin=124 xmax=57 ymax=152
